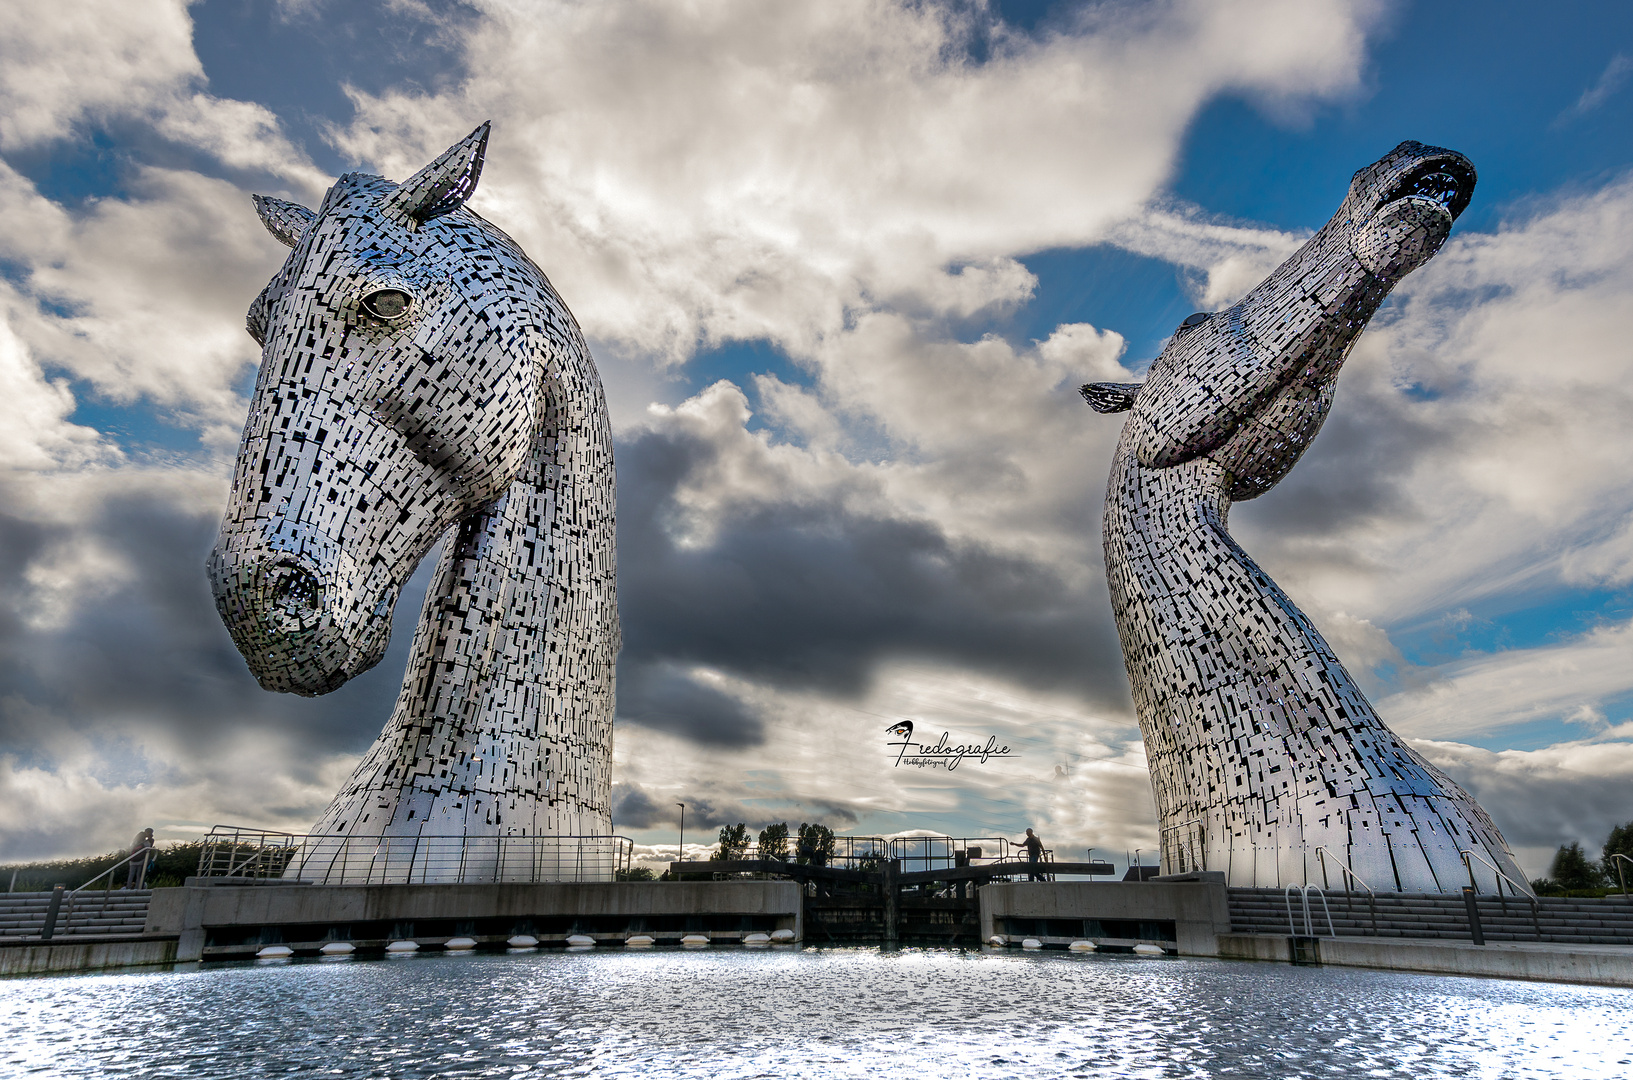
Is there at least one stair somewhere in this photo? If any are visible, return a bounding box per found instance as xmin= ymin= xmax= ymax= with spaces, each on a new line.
xmin=1227 ymin=888 xmax=1633 ymax=946
xmin=0 ymin=890 xmax=153 ymax=939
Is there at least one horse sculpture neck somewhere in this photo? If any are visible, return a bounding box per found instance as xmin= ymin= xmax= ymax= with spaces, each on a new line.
xmin=210 ymin=125 xmax=619 ymax=874
xmin=1089 ymin=141 xmax=1527 ymax=893
xmin=314 ymin=384 xmax=618 ymax=839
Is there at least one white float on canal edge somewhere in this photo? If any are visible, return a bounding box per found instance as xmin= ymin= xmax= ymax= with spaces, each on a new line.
xmin=680 ymin=934 xmax=709 ymax=947
xmin=1022 ymin=938 xmax=1043 ymax=949
xmin=256 ymin=945 xmax=293 ymax=959
xmin=444 ymin=937 xmax=477 ymax=951
xmin=625 ymin=935 xmax=655 ymax=947
xmin=743 ymin=933 xmax=771 ymax=945
xmin=319 ymin=942 xmax=355 ymax=955
xmin=770 ymin=929 xmax=796 ymax=943
xmin=987 ymin=935 xmax=1005 ymax=947
xmin=386 ymin=940 xmax=419 ymax=954
xmin=1133 ymin=944 xmax=1165 ymax=956
xmin=566 ymin=934 xmax=596 ymax=947
xmin=507 ymin=935 xmax=538 ymax=949
xmin=1068 ymin=940 xmax=1096 ymax=952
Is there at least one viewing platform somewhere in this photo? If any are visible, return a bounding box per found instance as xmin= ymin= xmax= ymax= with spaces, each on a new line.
xmin=5 ymin=828 xmax=1630 ymax=988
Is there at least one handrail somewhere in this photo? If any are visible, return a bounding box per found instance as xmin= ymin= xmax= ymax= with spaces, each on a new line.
xmin=1315 ymin=847 xmax=1379 ymax=936
xmin=56 ymin=848 xmax=152 ymax=937
xmin=195 ymin=828 xmax=635 ymax=885
xmin=1159 ymin=817 xmax=1206 ymax=874
xmin=68 ymin=848 xmax=150 ymax=897
xmin=1284 ymin=884 xmax=1335 ymax=938
xmin=1459 ymin=848 xmax=1537 ymax=900
xmin=1461 ymin=848 xmax=1542 ymax=938
xmin=1609 ymin=853 xmax=1632 ymax=897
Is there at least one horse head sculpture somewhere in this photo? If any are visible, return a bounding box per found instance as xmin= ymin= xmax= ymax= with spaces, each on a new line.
xmin=211 ymin=124 xmax=619 ymax=861
xmin=1087 ymin=142 xmax=1527 ymax=893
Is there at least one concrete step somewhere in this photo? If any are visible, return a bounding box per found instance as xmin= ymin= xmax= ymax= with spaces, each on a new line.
xmin=0 ymin=890 xmax=151 ymax=938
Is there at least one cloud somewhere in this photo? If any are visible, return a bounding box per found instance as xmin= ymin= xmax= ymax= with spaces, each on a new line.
xmin=333 ymin=0 xmax=1383 ymax=361
xmin=1233 ymin=173 xmax=1633 ymax=629
xmin=0 ymin=0 xmax=326 ymax=190
xmin=1379 ymin=619 xmax=1633 ymax=742
xmin=0 ymin=161 xmax=287 ymax=435
xmin=1414 ymin=735 xmax=1633 ymax=877
xmin=1554 ymin=52 xmax=1631 ymax=125
xmin=43 ymin=0 xmax=1633 ymax=870
xmin=610 ymin=658 xmax=1149 ymax=853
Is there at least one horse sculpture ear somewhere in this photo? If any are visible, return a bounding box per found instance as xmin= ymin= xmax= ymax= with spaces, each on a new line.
xmin=1081 ymin=382 xmax=1142 ymax=413
xmin=253 ymin=194 xmax=317 ymax=248
xmin=384 ymin=121 xmax=492 ymax=225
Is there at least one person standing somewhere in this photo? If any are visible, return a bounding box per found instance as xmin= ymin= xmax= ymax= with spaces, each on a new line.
xmin=125 ymin=828 xmax=154 ymax=889
xmin=1015 ymin=828 xmax=1045 ymax=882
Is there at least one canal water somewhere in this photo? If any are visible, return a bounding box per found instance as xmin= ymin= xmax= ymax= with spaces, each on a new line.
xmin=3 ymin=947 xmax=1629 ymax=1078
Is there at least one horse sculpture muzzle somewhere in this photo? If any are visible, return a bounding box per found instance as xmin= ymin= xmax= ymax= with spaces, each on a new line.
xmin=208 ymin=521 xmax=393 ymax=696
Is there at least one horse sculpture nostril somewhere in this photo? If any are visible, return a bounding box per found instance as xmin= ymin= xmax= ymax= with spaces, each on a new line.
xmin=266 ymin=563 xmax=325 ymax=632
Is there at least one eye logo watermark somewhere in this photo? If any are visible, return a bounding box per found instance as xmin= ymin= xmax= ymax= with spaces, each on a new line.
xmin=885 ymin=720 xmax=1014 ymax=770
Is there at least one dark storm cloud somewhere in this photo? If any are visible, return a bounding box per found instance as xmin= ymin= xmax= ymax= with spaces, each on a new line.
xmin=617 ymin=663 xmax=764 ymax=746
xmin=0 ymin=483 xmax=427 ymax=758
xmin=613 ymin=780 xmax=860 ymax=834
xmin=612 ymin=423 xmax=1129 ymax=746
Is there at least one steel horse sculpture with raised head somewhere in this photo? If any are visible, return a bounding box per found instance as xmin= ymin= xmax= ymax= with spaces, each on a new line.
xmin=210 ymin=124 xmax=620 ymax=878
xmin=1086 ymin=141 xmax=1528 ymax=893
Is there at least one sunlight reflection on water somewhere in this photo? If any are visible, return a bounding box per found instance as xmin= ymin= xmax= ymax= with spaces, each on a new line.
xmin=2 ymin=947 xmax=1630 ymax=1078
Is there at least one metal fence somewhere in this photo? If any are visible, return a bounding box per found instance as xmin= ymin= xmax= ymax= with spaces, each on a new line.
xmin=197 ymin=826 xmax=634 ymax=885
xmin=723 ymin=835 xmax=1015 ymax=871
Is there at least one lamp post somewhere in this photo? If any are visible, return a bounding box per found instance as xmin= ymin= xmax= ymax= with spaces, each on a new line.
xmin=677 ymin=803 xmax=685 ymax=870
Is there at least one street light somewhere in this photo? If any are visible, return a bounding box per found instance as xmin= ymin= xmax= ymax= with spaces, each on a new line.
xmin=677 ymin=803 xmax=685 ymax=869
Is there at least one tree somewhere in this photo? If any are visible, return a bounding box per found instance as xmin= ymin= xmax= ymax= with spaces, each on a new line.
xmin=1549 ymin=841 xmax=1604 ymax=891
xmin=796 ymin=823 xmax=836 ymax=865
xmin=616 ymin=867 xmax=655 ymax=881
xmin=1603 ymin=821 xmax=1633 ymax=890
xmin=715 ymin=823 xmax=750 ymax=861
xmin=757 ymin=823 xmax=789 ymax=861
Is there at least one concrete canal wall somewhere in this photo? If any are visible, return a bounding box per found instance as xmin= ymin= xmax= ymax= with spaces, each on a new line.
xmin=1218 ymin=933 xmax=1633 ymax=988
xmin=979 ymin=878 xmax=1230 ymax=956
xmin=149 ymin=879 xmax=804 ymax=960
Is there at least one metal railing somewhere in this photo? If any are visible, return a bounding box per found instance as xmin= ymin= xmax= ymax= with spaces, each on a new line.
xmin=1459 ymin=848 xmax=1538 ymax=900
xmin=1159 ymin=817 xmax=1207 ymax=875
xmin=41 ymin=849 xmax=154 ymax=937
xmin=1285 ymin=884 xmax=1335 ymax=938
xmin=887 ymin=836 xmax=1014 ymax=874
xmin=1460 ymin=847 xmax=1543 ymax=938
xmin=1610 ymin=853 xmax=1632 ymax=896
xmin=719 ymin=835 xmax=1014 ymax=872
xmin=196 ymin=827 xmax=634 ymax=885
xmin=1315 ymin=847 xmax=1380 ymax=936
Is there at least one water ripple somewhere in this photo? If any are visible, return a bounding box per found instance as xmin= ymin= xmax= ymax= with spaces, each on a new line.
xmin=2 ymin=948 xmax=1629 ymax=1078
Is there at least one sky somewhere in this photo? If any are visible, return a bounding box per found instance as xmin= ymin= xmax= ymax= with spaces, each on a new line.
xmin=1 ymin=0 xmax=1630 ymax=879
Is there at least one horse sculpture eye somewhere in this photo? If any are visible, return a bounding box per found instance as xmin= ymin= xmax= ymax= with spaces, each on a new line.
xmin=361 ymin=289 xmax=412 ymax=320
xmin=1176 ymin=311 xmax=1211 ymax=335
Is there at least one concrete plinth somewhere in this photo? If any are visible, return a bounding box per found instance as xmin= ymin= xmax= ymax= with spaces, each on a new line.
xmin=979 ymin=876 xmax=1230 ymax=955
xmin=148 ymin=880 xmax=804 ymax=960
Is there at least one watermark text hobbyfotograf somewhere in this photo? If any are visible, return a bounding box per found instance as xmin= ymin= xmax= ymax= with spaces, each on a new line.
xmin=885 ymin=721 xmax=1014 ymax=770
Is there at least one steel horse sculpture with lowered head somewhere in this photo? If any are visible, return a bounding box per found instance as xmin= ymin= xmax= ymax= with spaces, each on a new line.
xmin=1086 ymin=141 xmax=1528 ymax=893
xmin=210 ymin=124 xmax=620 ymax=879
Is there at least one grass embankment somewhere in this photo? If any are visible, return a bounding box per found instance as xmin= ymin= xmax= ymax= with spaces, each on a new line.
xmin=1 ymin=842 xmax=206 ymax=892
